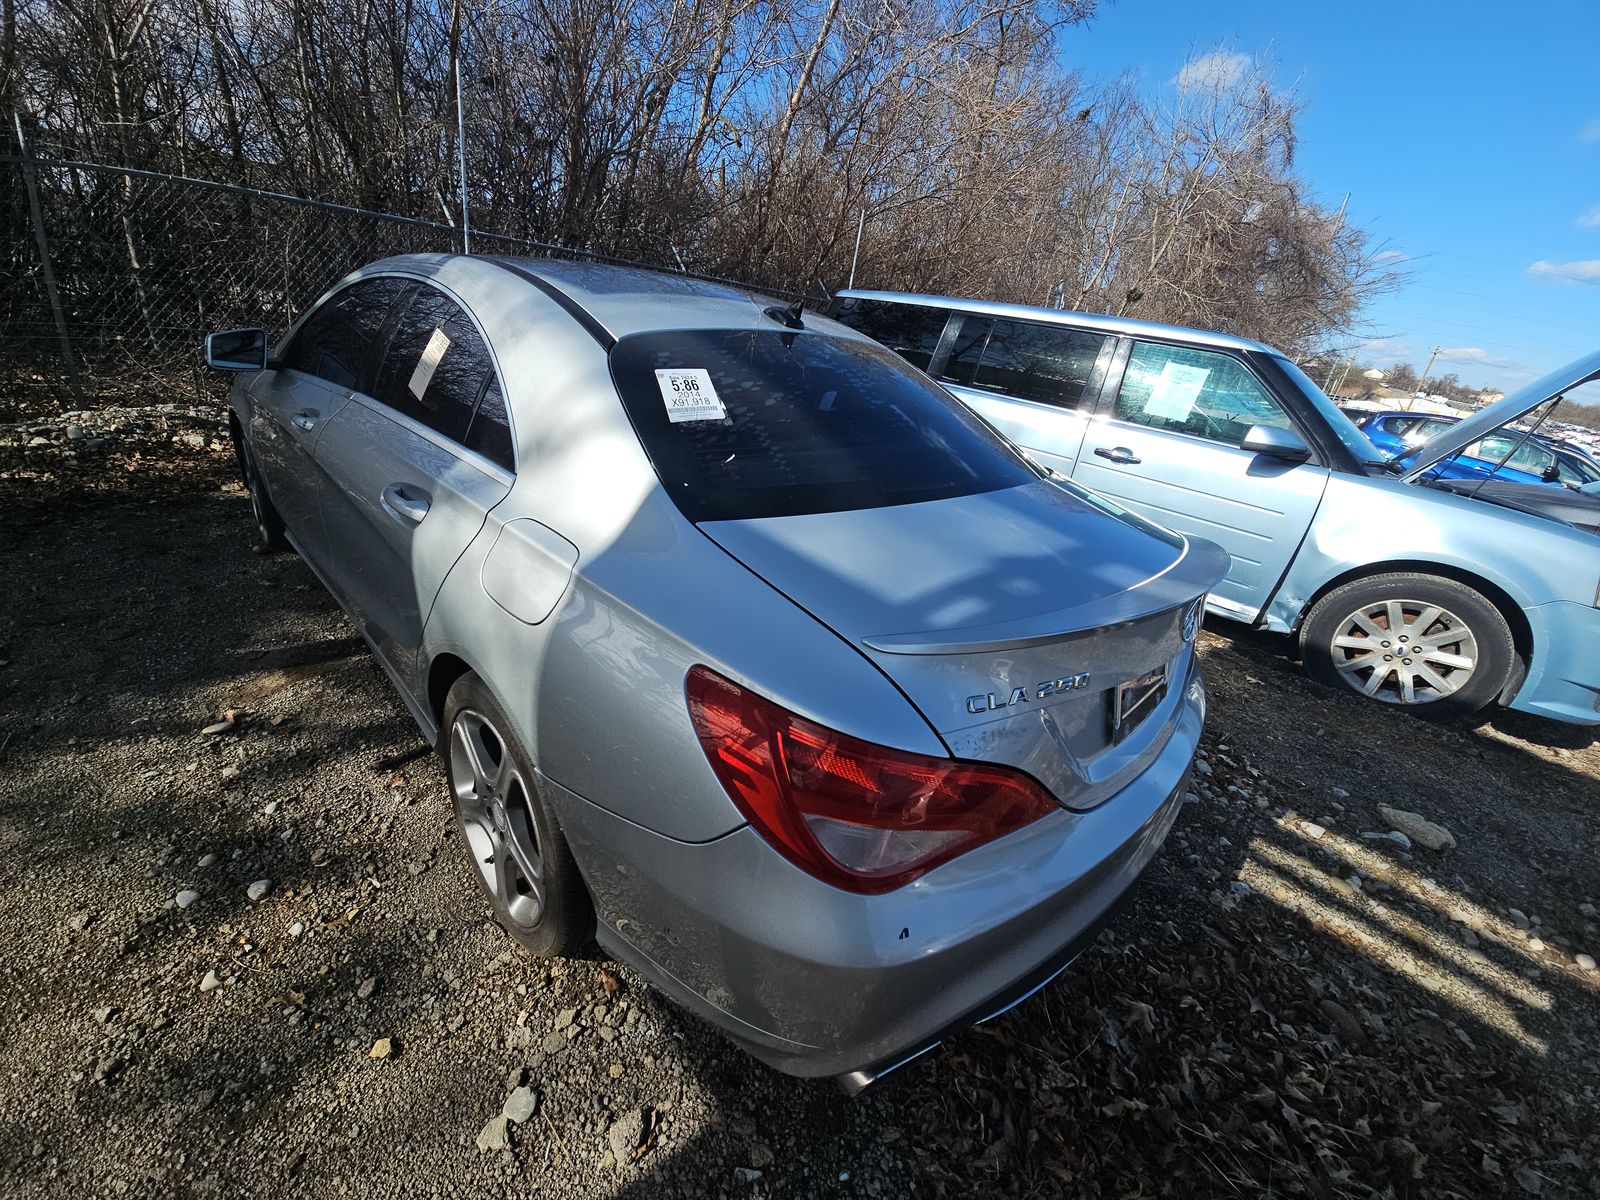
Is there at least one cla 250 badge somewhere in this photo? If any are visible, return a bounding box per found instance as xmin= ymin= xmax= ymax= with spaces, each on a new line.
xmin=967 ymin=673 xmax=1090 ymax=715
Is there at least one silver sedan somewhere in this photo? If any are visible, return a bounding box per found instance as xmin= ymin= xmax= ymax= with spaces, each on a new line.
xmin=207 ymin=255 xmax=1227 ymax=1088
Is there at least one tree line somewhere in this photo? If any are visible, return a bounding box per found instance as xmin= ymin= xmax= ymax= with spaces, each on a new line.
xmin=4 ymin=0 xmax=1394 ymax=355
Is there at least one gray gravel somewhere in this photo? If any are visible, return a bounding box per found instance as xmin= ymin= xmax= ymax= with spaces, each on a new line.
xmin=4 ymin=469 xmax=1598 ymax=1198
xmin=0 ymin=491 xmax=906 ymax=1198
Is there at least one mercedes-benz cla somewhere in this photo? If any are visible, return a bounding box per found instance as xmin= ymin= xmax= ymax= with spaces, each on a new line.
xmin=208 ymin=256 xmax=1227 ymax=1088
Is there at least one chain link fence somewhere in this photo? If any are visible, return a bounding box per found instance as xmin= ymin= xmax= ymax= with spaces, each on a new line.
xmin=1 ymin=156 xmax=800 ymax=418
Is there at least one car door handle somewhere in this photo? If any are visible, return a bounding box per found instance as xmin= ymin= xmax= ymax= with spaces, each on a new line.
xmin=292 ymin=410 xmax=320 ymax=432
xmin=381 ymin=484 xmax=431 ymax=526
xmin=1094 ymin=446 xmax=1141 ymax=465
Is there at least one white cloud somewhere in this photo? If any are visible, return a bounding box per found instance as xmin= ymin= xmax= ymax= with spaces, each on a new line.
xmin=1581 ymin=119 xmax=1600 ymax=143
xmin=1578 ymin=206 xmax=1600 ymax=229
xmin=1437 ymin=347 xmax=1518 ymax=369
xmin=1372 ymin=249 xmax=1409 ymax=265
xmin=1357 ymin=336 xmax=1414 ymax=366
xmin=1175 ymin=50 xmax=1252 ymax=92
xmin=1527 ymin=259 xmax=1600 ymax=283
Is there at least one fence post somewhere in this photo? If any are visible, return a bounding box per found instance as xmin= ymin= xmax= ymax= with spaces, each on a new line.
xmin=13 ymin=114 xmax=84 ymax=401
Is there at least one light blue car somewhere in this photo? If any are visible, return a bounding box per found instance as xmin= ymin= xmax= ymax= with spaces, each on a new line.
xmin=833 ymin=290 xmax=1600 ymax=725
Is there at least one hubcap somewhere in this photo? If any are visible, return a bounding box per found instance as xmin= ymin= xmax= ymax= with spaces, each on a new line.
xmin=449 ymin=710 xmax=545 ymax=927
xmin=1328 ymin=598 xmax=1478 ymax=705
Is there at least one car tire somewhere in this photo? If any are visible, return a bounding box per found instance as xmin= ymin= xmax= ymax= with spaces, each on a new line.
xmin=442 ymin=673 xmax=593 ymax=957
xmin=1300 ymin=573 xmax=1514 ymax=719
xmin=238 ymin=436 xmax=290 ymax=553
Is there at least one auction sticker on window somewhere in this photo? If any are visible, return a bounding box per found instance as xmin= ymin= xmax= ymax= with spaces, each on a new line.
xmin=409 ymin=328 xmax=451 ymax=401
xmin=655 ymin=368 xmax=726 ymax=423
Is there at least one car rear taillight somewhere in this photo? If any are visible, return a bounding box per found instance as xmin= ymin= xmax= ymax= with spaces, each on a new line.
xmin=685 ymin=665 xmax=1059 ymax=893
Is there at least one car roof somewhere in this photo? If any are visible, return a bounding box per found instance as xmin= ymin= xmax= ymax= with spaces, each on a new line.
xmin=350 ymin=254 xmax=833 ymax=345
xmin=491 ymin=257 xmax=819 ymax=342
xmin=836 ymin=289 xmax=1277 ymax=354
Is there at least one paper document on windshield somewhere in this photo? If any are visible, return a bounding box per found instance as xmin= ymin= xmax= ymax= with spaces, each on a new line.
xmin=1144 ymin=362 xmax=1210 ymax=421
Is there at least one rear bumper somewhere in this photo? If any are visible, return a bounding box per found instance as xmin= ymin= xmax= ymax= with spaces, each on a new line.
xmin=1509 ymin=601 xmax=1600 ymax=725
xmin=542 ymin=664 xmax=1204 ymax=1080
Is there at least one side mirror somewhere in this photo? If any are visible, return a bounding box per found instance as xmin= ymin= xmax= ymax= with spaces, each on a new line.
xmin=1241 ymin=423 xmax=1312 ymax=462
xmin=1541 ymin=463 xmax=1562 ymax=484
xmin=205 ymin=328 xmax=268 ymax=371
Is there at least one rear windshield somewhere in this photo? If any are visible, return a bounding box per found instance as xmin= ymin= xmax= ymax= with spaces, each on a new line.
xmin=610 ymin=329 xmax=1038 ymax=522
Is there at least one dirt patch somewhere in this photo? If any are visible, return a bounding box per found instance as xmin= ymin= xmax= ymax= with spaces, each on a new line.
xmin=1 ymin=451 xmax=1596 ymax=1198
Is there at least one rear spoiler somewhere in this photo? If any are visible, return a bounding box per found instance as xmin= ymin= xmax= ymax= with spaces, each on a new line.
xmin=862 ymin=537 xmax=1230 ymax=655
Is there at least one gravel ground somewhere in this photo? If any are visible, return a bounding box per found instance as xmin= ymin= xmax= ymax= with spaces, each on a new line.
xmin=2 ymin=437 xmax=1597 ymax=1198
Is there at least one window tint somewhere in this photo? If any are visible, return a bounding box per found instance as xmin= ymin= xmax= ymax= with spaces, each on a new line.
xmin=284 ymin=277 xmax=408 ymax=389
xmin=464 ymin=377 xmax=515 ymax=472
xmin=828 ymin=299 xmax=948 ymax=371
xmin=964 ymin=320 xmax=1104 ymax=409
xmin=1116 ymin=342 xmax=1292 ymax=447
xmin=372 ymin=285 xmax=499 ymax=446
xmin=610 ymin=329 xmax=1038 ymax=522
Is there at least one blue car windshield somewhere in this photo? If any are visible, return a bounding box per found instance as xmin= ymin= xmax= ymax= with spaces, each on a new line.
xmin=1268 ymin=354 xmax=1386 ymax=465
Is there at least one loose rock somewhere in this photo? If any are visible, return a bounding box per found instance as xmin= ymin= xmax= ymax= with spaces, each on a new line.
xmin=475 ymin=1115 xmax=510 ymax=1153
xmin=1376 ymin=804 xmax=1456 ymax=851
xmin=246 ymin=879 xmax=272 ymax=902
xmin=175 ymin=889 xmax=201 ymax=910
xmin=502 ymin=1086 xmax=538 ymax=1124
xmin=607 ymin=1108 xmax=648 ymax=1163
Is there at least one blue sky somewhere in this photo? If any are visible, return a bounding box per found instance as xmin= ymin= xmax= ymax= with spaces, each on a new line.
xmin=1065 ymin=1 xmax=1600 ymax=404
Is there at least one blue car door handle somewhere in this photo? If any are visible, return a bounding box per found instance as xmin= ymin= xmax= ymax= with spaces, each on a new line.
xmin=1094 ymin=445 xmax=1141 ymax=465
xmin=381 ymin=484 xmax=431 ymax=526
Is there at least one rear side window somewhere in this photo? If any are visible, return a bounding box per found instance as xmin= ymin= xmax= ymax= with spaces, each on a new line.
xmin=284 ymin=277 xmax=408 ymax=389
xmin=610 ymin=329 xmax=1038 ymax=522
xmin=373 ymin=284 xmax=501 ymax=449
xmin=828 ymin=299 xmax=949 ymax=371
xmin=939 ymin=317 xmax=1105 ymax=409
xmin=464 ymin=378 xmax=515 ymax=472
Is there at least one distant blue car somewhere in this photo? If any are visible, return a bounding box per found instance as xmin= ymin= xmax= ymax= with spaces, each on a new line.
xmin=1356 ymin=410 xmax=1600 ymax=489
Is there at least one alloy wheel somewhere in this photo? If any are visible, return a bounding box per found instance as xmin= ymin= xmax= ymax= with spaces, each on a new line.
xmin=449 ymin=710 xmax=545 ymax=927
xmin=1326 ymin=598 xmax=1479 ymax=705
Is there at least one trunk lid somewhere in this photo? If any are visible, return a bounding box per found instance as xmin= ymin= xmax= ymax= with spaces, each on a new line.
xmin=700 ymin=479 xmax=1229 ymax=810
xmin=1400 ymin=350 xmax=1600 ymax=482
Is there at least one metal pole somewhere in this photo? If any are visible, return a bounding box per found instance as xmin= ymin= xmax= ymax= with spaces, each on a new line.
xmin=1410 ymin=346 xmax=1441 ymax=410
xmin=454 ymin=0 xmax=471 ymax=255
xmin=1333 ymin=360 xmax=1353 ymax=396
xmin=14 ymin=114 xmax=83 ymax=400
xmin=1321 ymin=358 xmax=1342 ymax=390
xmin=847 ymin=209 xmax=864 ymax=289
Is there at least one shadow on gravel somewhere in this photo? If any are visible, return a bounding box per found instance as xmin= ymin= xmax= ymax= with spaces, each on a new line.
xmin=3 ymin=493 xmax=1596 ymax=1199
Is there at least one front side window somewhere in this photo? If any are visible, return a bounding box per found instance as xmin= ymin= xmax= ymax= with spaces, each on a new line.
xmin=828 ymin=298 xmax=949 ymax=372
xmin=283 ymin=277 xmax=409 ymax=390
xmin=1117 ymin=342 xmax=1293 ymax=447
xmin=1554 ymin=451 xmax=1600 ymax=486
xmin=610 ymin=329 xmax=1038 ymax=522
xmin=1468 ymin=435 xmax=1553 ymax=477
xmin=372 ymin=285 xmax=501 ymax=449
